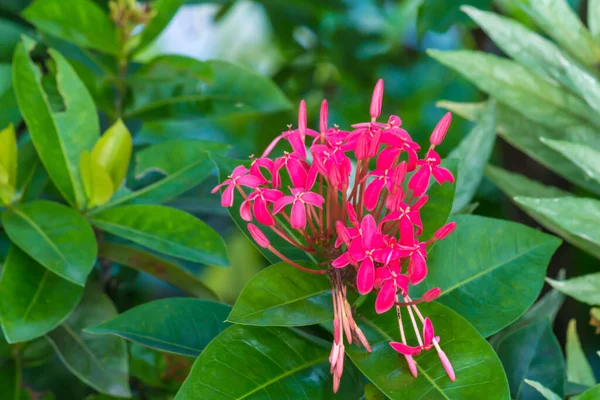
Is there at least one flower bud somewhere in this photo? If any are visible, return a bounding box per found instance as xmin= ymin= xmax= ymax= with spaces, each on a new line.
xmin=370 ymin=79 xmax=384 ymax=119
xmin=248 ymin=223 xmax=270 ymax=248
xmin=434 ymin=222 xmax=456 ymax=240
xmin=429 ymin=112 xmax=452 ymax=146
xmin=422 ymin=287 xmax=441 ymax=302
xmin=320 ymin=100 xmax=328 ymax=133
xmin=298 ymin=100 xmax=307 ymax=134
xmin=388 ymin=115 xmax=401 ymax=127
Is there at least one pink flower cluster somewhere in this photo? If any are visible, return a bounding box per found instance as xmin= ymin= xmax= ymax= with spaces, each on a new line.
xmin=213 ymin=79 xmax=457 ymax=391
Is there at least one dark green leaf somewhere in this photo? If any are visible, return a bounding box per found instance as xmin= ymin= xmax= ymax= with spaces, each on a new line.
xmin=0 ymin=64 xmax=21 ymax=128
xmin=524 ymin=380 xmax=561 ymax=400
xmin=0 ymin=247 xmax=83 ymax=343
xmin=0 ymin=19 xmax=28 ymax=64
xmin=412 ymin=215 xmax=560 ymax=337
xmin=418 ymin=159 xmax=458 ymax=239
xmin=86 ymin=298 xmax=230 ymax=357
xmin=90 ymin=204 xmax=228 ymax=266
xmin=566 ymin=319 xmax=596 ymax=387
xmin=494 ymin=320 xmax=565 ymax=399
xmin=2 ymin=200 xmax=97 ymax=286
xmin=134 ymin=0 xmax=184 ymax=54
xmin=546 ymin=272 xmax=600 ymax=306
xmin=448 ymin=99 xmax=496 ymax=212
xmin=22 ymin=0 xmax=119 ymax=54
xmin=0 ymin=358 xmax=19 ymax=400
xmin=98 ymin=242 xmax=219 ymax=300
xmin=228 ymin=262 xmax=332 ymax=326
xmin=12 ymin=38 xmax=99 ymax=208
xmin=15 ymin=136 xmax=48 ymax=203
xmin=346 ymin=299 xmax=509 ymax=399
xmin=418 ymin=0 xmax=493 ymax=34
xmin=46 ymin=287 xmax=130 ymax=397
xmin=175 ymin=325 xmax=363 ymax=399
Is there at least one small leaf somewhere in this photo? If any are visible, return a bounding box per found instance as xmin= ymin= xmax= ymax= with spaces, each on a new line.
xmin=2 ymin=200 xmax=97 ymax=286
xmin=98 ymin=241 xmax=219 ymax=300
xmin=566 ymin=319 xmax=597 ymax=387
xmin=134 ymin=0 xmax=184 ymax=54
xmin=0 ymin=247 xmax=83 ymax=343
xmin=91 ymin=119 xmax=132 ymax=189
xmin=524 ymin=380 xmax=562 ymax=400
xmin=46 ymin=287 xmax=130 ymax=398
xmin=0 ymin=123 xmax=17 ymax=187
xmin=546 ymin=273 xmax=600 ymax=306
xmin=228 ymin=262 xmax=332 ymax=326
xmin=86 ymin=298 xmax=230 ymax=357
xmin=448 ymin=99 xmax=496 ymax=212
xmin=412 ymin=215 xmax=561 ymax=337
xmin=541 ymin=139 xmax=600 ymax=185
xmin=80 ymin=151 xmax=113 ymax=208
xmin=22 ymin=0 xmax=119 ymax=54
xmin=90 ymin=204 xmax=228 ymax=266
xmin=12 ymin=39 xmax=99 ymax=209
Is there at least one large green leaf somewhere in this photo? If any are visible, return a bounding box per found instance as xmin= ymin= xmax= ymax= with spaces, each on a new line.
xmin=494 ymin=320 xmax=565 ymax=400
xmin=175 ymin=325 xmax=363 ymax=400
xmin=46 ymin=287 xmax=130 ymax=398
xmin=228 ymin=262 xmax=332 ymax=326
xmin=0 ymin=247 xmax=83 ymax=343
xmin=2 ymin=200 xmax=97 ymax=286
xmin=546 ymin=272 xmax=600 ymax=306
xmin=542 ymin=139 xmax=600 ymax=185
xmin=463 ymin=7 xmax=600 ymax=113
xmin=566 ymin=319 xmax=596 ymax=387
xmin=125 ymin=57 xmax=291 ymax=120
xmin=346 ymin=299 xmax=509 ymax=399
xmin=22 ymin=0 xmax=119 ymax=54
xmin=134 ymin=0 xmax=184 ymax=53
xmin=440 ymin=101 xmax=600 ymax=195
xmin=448 ymin=99 xmax=496 ymax=212
xmin=98 ymin=242 xmax=219 ymax=300
xmin=580 ymin=386 xmax=600 ymax=400
xmin=418 ymin=159 xmax=458 ymax=238
xmin=590 ymin=0 xmax=600 ymax=44
xmin=512 ymin=0 xmax=600 ymax=67
xmin=0 ymin=64 xmax=21 ymax=128
xmin=86 ymin=298 xmax=230 ymax=357
xmin=412 ymin=215 xmax=560 ymax=337
xmin=428 ymin=50 xmax=600 ymax=130
xmin=89 ymin=204 xmax=228 ymax=266
xmin=12 ymin=38 xmax=99 ymax=208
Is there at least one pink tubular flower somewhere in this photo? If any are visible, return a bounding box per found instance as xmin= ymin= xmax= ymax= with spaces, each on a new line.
xmin=212 ymin=79 xmax=458 ymax=392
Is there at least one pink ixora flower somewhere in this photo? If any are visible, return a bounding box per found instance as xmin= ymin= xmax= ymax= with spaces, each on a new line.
xmin=212 ymin=80 xmax=457 ymax=392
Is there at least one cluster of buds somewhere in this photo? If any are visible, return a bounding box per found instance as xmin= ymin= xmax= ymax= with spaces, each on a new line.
xmin=213 ymin=79 xmax=457 ymax=391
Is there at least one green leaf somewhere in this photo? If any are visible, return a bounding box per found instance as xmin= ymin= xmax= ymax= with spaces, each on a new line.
xmin=0 ymin=124 xmax=17 ymax=187
xmin=91 ymin=119 xmax=132 ymax=189
xmin=134 ymin=0 xmax=184 ymax=54
xmin=448 ymin=99 xmax=496 ymax=212
xmin=0 ymin=64 xmax=21 ymax=128
xmin=463 ymin=6 xmax=600 ymax=113
xmin=590 ymin=0 xmax=600 ymax=44
xmin=494 ymin=320 xmax=565 ymax=399
xmin=541 ymin=139 xmax=600 ymax=185
xmin=580 ymin=385 xmax=600 ymax=400
xmin=346 ymin=299 xmax=509 ymax=400
xmin=412 ymin=215 xmax=560 ymax=337
xmin=0 ymin=358 xmax=19 ymax=400
xmin=175 ymin=325 xmax=363 ymax=400
xmin=546 ymin=273 xmax=600 ymax=306
xmin=125 ymin=57 xmax=291 ymax=120
xmin=15 ymin=136 xmax=48 ymax=203
xmin=89 ymin=204 xmax=228 ymax=266
xmin=228 ymin=262 xmax=332 ymax=326
xmin=98 ymin=241 xmax=219 ymax=300
xmin=440 ymin=100 xmax=600 ymax=195
xmin=0 ymin=247 xmax=83 ymax=343
xmin=428 ymin=50 xmax=600 ymax=130
xmin=566 ymin=319 xmax=597 ymax=387
xmin=46 ymin=287 xmax=130 ymax=398
xmin=86 ymin=298 xmax=230 ymax=357
xmin=515 ymin=197 xmax=600 ymax=260
xmin=524 ymin=380 xmax=562 ymax=400
xmin=418 ymin=159 xmax=458 ymax=239
xmin=80 ymin=151 xmax=114 ymax=208
xmin=22 ymin=0 xmax=119 ymax=54
xmin=12 ymin=39 xmax=100 ymax=209
xmin=2 ymin=200 xmax=97 ymax=286
xmin=418 ymin=0 xmax=493 ymax=34
xmin=512 ymin=0 xmax=600 ymax=67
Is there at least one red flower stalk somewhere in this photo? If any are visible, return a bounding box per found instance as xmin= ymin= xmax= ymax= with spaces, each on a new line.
xmin=213 ymin=79 xmax=457 ymax=392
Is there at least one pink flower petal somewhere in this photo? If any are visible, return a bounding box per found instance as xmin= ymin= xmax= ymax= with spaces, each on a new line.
xmin=408 ymin=252 xmax=428 ymax=285
xmin=376 ymin=147 xmax=399 ymax=170
xmin=302 ymin=192 xmax=325 ymax=208
xmin=290 ymin=201 xmax=306 ymax=229
xmin=357 ymin=257 xmax=375 ymax=295
xmin=211 ymin=179 xmax=231 ymax=194
xmin=272 ymin=196 xmax=294 ymax=214
xmin=287 ymin=132 xmax=306 ymax=160
xmin=253 ymin=196 xmax=274 ymax=226
xmin=361 ymin=214 xmax=377 ymax=249
xmin=364 ymin=179 xmax=385 ymax=211
xmin=237 ymin=174 xmax=262 ymax=188
xmin=389 ymin=342 xmax=421 ymax=356
xmin=375 ymin=266 xmax=391 ymax=282
xmin=332 ymin=253 xmax=351 ymax=268
xmin=240 ymin=199 xmax=252 ymax=221
xmin=287 ymin=158 xmax=308 ymax=188
xmin=399 ymin=217 xmax=415 ymax=244
xmin=432 ymin=166 xmax=454 ymax=185
xmin=375 ymin=280 xmax=396 ymax=314
xmin=423 ymin=317 xmax=434 ymax=345
xmin=231 ymin=165 xmax=249 ymax=178
xmin=408 ymin=166 xmax=431 ymax=197
xmin=222 ymin=185 xmax=235 ymax=207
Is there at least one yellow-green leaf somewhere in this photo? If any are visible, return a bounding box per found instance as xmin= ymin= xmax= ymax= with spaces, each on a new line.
xmin=91 ymin=119 xmax=132 ymax=189
xmin=80 ymin=151 xmax=113 ymax=208
xmin=0 ymin=124 xmax=17 ymax=187
xmin=567 ymin=319 xmax=597 ymax=387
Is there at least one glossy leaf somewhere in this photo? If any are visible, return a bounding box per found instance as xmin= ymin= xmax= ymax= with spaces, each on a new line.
xmin=580 ymin=386 xmax=600 ymax=400
xmin=22 ymin=0 xmax=119 ymax=54
xmin=590 ymin=0 xmax=600 ymax=44
xmin=12 ymin=38 xmax=99 ymax=209
xmin=542 ymin=139 xmax=600 ymax=185
xmin=15 ymin=136 xmax=48 ymax=203
xmin=412 ymin=215 xmax=561 ymax=337
xmin=346 ymin=299 xmax=509 ymax=399
xmin=418 ymin=159 xmax=458 ymax=239
xmin=429 ymin=50 xmax=600 ymax=131
xmin=176 ymin=325 xmax=363 ymax=400
xmin=134 ymin=0 xmax=184 ymax=54
xmin=90 ymin=204 xmax=228 ymax=266
xmin=228 ymin=262 xmax=332 ymax=326
xmin=0 ymin=123 xmax=17 ymax=187
xmin=566 ymin=319 xmax=596 ymax=387
xmin=46 ymin=287 xmax=130 ymax=398
xmin=524 ymin=380 xmax=561 ymax=400
xmin=0 ymin=247 xmax=83 ymax=343
xmin=546 ymin=272 xmax=600 ymax=306
xmin=440 ymin=100 xmax=600 ymax=195
xmin=80 ymin=151 xmax=113 ymax=208
xmin=98 ymin=242 xmax=219 ymax=300
xmin=494 ymin=320 xmax=565 ymax=399
xmin=91 ymin=119 xmax=132 ymax=189
xmin=2 ymin=200 xmax=97 ymax=286
xmin=448 ymin=99 xmax=495 ymax=212
xmin=86 ymin=298 xmax=230 ymax=357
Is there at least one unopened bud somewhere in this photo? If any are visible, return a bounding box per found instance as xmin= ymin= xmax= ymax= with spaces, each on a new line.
xmin=422 ymin=288 xmax=441 ymax=302
xmin=370 ymin=79 xmax=384 ymax=119
xmin=434 ymin=222 xmax=456 ymax=240
xmin=430 ymin=112 xmax=452 ymax=146
xmin=248 ymin=223 xmax=270 ymax=248
xmin=320 ymin=100 xmax=328 ymax=133
xmin=388 ymin=115 xmax=402 ymax=127
xmin=298 ymin=100 xmax=307 ymax=134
